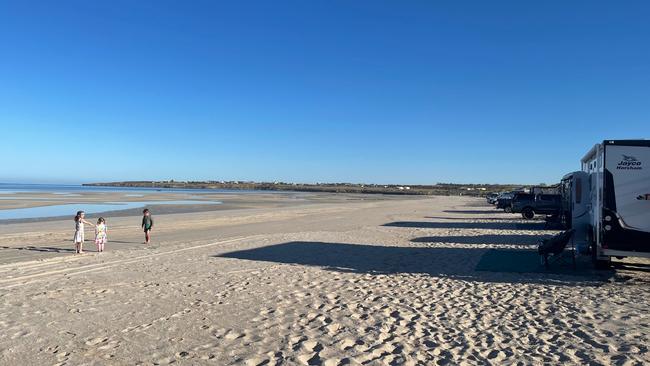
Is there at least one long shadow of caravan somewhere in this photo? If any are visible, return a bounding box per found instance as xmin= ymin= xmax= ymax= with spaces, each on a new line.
xmin=216 ymin=241 xmax=613 ymax=285
xmin=443 ymin=210 xmax=502 ymax=214
xmin=411 ymin=234 xmax=546 ymax=245
xmin=425 ymin=216 xmax=526 ymax=221
xmin=383 ymin=221 xmax=547 ymax=231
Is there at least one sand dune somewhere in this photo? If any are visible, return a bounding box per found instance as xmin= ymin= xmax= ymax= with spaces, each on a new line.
xmin=0 ymin=196 xmax=648 ymax=365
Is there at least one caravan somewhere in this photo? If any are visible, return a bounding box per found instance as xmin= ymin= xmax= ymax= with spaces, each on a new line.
xmin=563 ymin=140 xmax=650 ymax=267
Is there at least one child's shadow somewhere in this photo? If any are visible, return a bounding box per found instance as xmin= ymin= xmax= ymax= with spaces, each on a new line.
xmin=0 ymin=245 xmax=75 ymax=253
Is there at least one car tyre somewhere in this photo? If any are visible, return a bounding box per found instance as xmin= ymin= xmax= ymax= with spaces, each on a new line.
xmin=522 ymin=208 xmax=535 ymax=220
xmin=504 ymin=206 xmax=512 ymax=213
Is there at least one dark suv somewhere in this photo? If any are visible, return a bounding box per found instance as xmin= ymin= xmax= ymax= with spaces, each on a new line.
xmin=511 ymin=193 xmax=562 ymax=219
xmin=486 ymin=193 xmax=499 ymax=204
xmin=495 ymin=192 xmax=519 ymax=212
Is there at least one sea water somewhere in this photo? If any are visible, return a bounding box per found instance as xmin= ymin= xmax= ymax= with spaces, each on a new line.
xmin=0 ymin=200 xmax=222 ymax=220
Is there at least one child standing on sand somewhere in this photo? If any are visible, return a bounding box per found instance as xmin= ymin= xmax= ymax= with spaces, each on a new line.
xmin=95 ymin=217 xmax=108 ymax=252
xmin=73 ymin=211 xmax=95 ymax=254
xmin=142 ymin=209 xmax=154 ymax=244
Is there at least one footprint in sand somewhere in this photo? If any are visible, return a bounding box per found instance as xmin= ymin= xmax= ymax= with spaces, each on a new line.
xmin=244 ymin=356 xmax=268 ymax=366
xmin=297 ymin=352 xmax=320 ymax=365
xmin=84 ymin=337 xmax=108 ymax=346
xmin=10 ymin=330 xmax=31 ymax=339
xmin=224 ymin=330 xmax=245 ymax=340
xmin=325 ymin=322 xmax=341 ymax=335
xmin=95 ymin=288 xmax=114 ymax=294
xmin=339 ymin=338 xmax=357 ymax=350
xmin=97 ymin=339 xmax=120 ymax=350
xmin=302 ymin=340 xmax=323 ymax=353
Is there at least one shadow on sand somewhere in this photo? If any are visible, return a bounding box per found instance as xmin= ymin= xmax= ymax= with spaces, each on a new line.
xmin=0 ymin=245 xmax=76 ymax=253
xmin=411 ymin=234 xmax=548 ymax=245
xmin=425 ymin=216 xmax=530 ymax=222
xmin=443 ymin=210 xmax=503 ymax=215
xmin=109 ymin=240 xmax=142 ymax=244
xmin=383 ymin=221 xmax=548 ymax=231
xmin=613 ymin=261 xmax=650 ymax=274
xmin=217 ymin=241 xmax=618 ymax=285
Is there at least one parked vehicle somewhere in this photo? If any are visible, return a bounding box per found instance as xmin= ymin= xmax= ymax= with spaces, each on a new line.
xmin=563 ymin=140 xmax=650 ymax=268
xmin=511 ymin=192 xmax=562 ymax=219
xmin=495 ymin=192 xmax=517 ymax=212
xmin=486 ymin=193 xmax=499 ymax=204
xmin=509 ymin=192 xmax=534 ymax=215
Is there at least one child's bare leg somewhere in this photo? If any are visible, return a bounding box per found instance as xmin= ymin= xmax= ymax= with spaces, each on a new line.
xmin=79 ymin=242 xmax=84 ymax=254
xmin=75 ymin=242 xmax=80 ymax=253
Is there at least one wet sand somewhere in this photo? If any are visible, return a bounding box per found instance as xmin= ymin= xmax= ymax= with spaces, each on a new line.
xmin=0 ymin=190 xmax=298 ymax=212
xmin=0 ymin=195 xmax=648 ymax=365
xmin=0 ymin=190 xmax=390 ymax=224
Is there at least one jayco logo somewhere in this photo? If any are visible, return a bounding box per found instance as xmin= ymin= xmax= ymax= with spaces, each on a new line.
xmin=617 ymin=155 xmax=642 ymax=170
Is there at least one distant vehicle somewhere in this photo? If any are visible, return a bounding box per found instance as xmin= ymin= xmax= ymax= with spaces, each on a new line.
xmin=495 ymin=192 xmax=517 ymax=212
xmin=509 ymin=192 xmax=534 ymax=215
xmin=486 ymin=193 xmax=499 ymax=204
xmin=529 ymin=185 xmax=560 ymax=195
xmin=511 ymin=192 xmax=562 ymax=219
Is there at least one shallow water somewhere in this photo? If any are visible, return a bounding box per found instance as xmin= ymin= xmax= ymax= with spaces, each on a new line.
xmin=0 ymin=200 xmax=222 ymax=220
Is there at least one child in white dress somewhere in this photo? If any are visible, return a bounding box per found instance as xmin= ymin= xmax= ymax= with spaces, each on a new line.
xmin=73 ymin=211 xmax=95 ymax=254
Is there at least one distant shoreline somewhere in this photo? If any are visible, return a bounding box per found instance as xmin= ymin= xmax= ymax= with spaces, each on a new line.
xmin=83 ymin=181 xmax=523 ymax=196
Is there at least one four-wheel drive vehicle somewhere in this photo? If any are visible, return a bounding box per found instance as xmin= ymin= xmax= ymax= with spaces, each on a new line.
xmin=511 ymin=193 xmax=562 ymax=219
xmin=510 ymin=192 xmax=534 ymax=215
xmin=495 ymin=192 xmax=516 ymax=212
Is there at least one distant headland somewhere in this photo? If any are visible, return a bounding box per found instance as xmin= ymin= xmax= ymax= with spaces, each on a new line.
xmin=83 ymin=181 xmax=528 ymax=196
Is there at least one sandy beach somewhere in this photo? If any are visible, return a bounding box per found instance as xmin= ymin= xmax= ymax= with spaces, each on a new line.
xmin=0 ymin=194 xmax=648 ymax=365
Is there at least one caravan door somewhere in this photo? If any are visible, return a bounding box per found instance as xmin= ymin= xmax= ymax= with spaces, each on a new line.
xmin=602 ymin=143 xmax=650 ymax=252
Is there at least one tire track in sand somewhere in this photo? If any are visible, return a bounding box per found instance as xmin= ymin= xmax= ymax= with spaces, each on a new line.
xmin=0 ymin=235 xmax=263 ymax=290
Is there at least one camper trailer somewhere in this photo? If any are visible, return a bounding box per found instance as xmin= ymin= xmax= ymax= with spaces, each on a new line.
xmin=560 ymin=171 xmax=591 ymax=251
xmin=570 ymin=140 xmax=650 ymax=267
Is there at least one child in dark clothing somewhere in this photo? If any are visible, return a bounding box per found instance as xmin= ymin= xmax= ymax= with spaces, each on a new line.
xmin=142 ymin=209 xmax=154 ymax=244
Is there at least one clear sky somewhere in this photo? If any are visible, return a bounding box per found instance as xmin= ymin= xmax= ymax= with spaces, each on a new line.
xmin=1 ymin=1 xmax=649 ymax=185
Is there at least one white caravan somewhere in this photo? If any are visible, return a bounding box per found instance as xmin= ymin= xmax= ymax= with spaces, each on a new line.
xmin=563 ymin=140 xmax=650 ymax=267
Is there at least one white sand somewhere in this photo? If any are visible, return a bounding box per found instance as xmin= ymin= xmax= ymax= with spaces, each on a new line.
xmin=0 ymin=195 xmax=648 ymax=365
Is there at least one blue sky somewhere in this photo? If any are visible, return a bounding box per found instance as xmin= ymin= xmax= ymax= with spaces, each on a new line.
xmin=1 ymin=1 xmax=649 ymax=185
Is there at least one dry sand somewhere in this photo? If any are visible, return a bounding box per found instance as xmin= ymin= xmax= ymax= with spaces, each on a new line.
xmin=0 ymin=195 xmax=648 ymax=365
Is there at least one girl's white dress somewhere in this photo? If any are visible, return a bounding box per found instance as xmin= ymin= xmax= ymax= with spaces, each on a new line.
xmin=73 ymin=220 xmax=84 ymax=243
